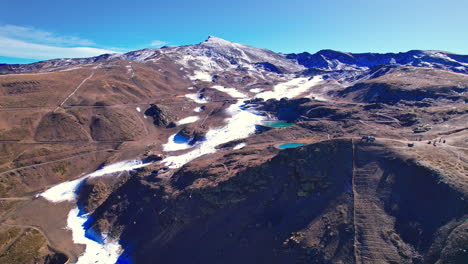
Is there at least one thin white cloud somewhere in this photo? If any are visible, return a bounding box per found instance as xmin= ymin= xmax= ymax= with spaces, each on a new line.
xmin=0 ymin=24 xmax=167 ymax=61
xmin=0 ymin=37 xmax=118 ymax=60
xmin=149 ymin=40 xmax=167 ymax=47
xmin=0 ymin=24 xmax=122 ymax=60
xmin=0 ymin=24 xmax=94 ymax=46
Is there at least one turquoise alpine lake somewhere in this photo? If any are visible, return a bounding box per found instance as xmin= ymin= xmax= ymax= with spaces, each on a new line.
xmin=278 ymin=143 xmax=305 ymax=149
xmin=261 ymin=121 xmax=293 ymax=127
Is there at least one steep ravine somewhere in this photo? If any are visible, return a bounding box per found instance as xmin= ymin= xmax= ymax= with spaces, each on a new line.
xmin=351 ymin=142 xmax=467 ymax=264
xmin=86 ymin=139 xmax=467 ymax=264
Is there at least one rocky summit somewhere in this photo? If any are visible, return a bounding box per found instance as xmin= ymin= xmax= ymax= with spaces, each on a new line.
xmin=0 ymin=37 xmax=467 ymax=264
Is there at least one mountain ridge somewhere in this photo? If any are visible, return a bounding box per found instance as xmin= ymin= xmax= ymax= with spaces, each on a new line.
xmin=1 ymin=36 xmax=467 ymax=75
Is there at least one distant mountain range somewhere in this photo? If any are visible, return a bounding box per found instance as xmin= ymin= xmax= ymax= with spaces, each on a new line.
xmin=288 ymin=49 xmax=468 ymax=72
xmin=1 ymin=36 xmax=467 ymax=76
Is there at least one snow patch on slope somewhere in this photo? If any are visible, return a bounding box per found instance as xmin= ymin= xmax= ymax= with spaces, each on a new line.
xmin=41 ymin=160 xmax=150 ymax=264
xmin=256 ymin=75 xmax=323 ymax=100
xmin=67 ymin=208 xmax=122 ymax=264
xmin=233 ymin=142 xmax=247 ymax=150
xmin=189 ymin=71 xmax=212 ymax=82
xmin=211 ymin=85 xmax=247 ymax=98
xmin=40 ymin=178 xmax=83 ymax=203
xmin=176 ymin=116 xmax=200 ymax=125
xmin=249 ymin=88 xmax=264 ymax=93
xmin=40 ymin=160 xmax=147 ymax=203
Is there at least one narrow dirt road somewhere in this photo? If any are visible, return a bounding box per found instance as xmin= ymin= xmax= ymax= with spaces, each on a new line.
xmin=55 ymin=70 xmax=95 ymax=111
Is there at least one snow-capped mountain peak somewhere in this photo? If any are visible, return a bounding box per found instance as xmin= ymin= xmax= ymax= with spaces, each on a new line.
xmin=201 ymin=36 xmax=235 ymax=46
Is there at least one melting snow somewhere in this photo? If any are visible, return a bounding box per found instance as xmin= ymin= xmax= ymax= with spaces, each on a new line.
xmin=233 ymin=143 xmax=247 ymax=150
xmin=185 ymin=93 xmax=208 ymax=104
xmin=40 ymin=178 xmax=83 ymax=203
xmin=256 ymin=76 xmax=323 ymax=100
xmin=67 ymin=208 xmax=122 ymax=264
xmin=211 ymin=85 xmax=247 ymax=98
xmin=40 ymin=160 xmax=149 ymax=264
xmin=194 ymin=106 xmax=204 ymax=112
xmin=176 ymin=116 xmax=200 ymax=125
xmin=162 ymin=101 xmax=265 ymax=168
xmin=136 ymin=107 xmax=141 ymax=112
xmin=249 ymin=88 xmax=264 ymax=93
xmin=189 ymin=71 xmax=212 ymax=82
xmin=41 ymin=160 xmax=147 ymax=203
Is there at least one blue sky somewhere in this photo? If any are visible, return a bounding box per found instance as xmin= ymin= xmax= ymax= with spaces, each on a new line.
xmin=1 ymin=0 xmax=467 ymax=64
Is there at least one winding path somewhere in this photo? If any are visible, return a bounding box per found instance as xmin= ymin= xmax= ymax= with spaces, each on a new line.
xmin=55 ymin=71 xmax=95 ymax=111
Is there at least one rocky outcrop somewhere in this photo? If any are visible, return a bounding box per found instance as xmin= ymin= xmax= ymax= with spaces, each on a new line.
xmin=254 ymin=62 xmax=283 ymax=73
xmin=177 ymin=125 xmax=206 ymax=143
xmin=259 ymin=98 xmax=311 ymax=122
xmin=396 ymin=113 xmax=419 ymax=126
xmin=142 ymin=151 xmax=164 ymax=163
xmin=44 ymin=252 xmax=68 ymax=264
xmin=144 ymin=104 xmax=175 ymax=127
xmin=77 ymin=174 xmax=131 ymax=212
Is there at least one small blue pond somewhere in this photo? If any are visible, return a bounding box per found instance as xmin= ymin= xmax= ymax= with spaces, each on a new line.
xmin=173 ymin=133 xmax=191 ymax=144
xmin=278 ymin=143 xmax=305 ymax=149
xmin=261 ymin=121 xmax=293 ymax=128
